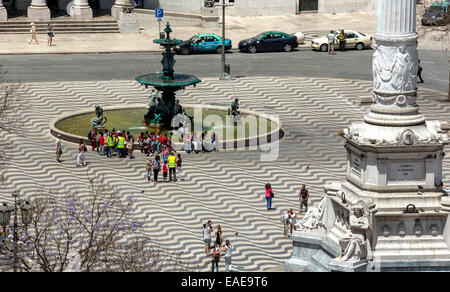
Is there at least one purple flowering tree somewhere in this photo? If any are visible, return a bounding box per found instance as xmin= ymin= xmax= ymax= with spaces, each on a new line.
xmin=0 ymin=176 xmax=197 ymax=272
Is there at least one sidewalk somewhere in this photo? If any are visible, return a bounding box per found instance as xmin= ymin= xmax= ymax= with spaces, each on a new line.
xmin=0 ymin=12 xmax=441 ymax=55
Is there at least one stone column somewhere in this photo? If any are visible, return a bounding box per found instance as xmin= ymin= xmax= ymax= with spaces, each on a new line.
xmin=0 ymin=0 xmax=7 ymax=22
xmin=27 ymin=0 xmax=50 ymax=21
xmin=111 ymin=0 xmax=133 ymax=19
xmin=364 ymin=0 xmax=422 ymax=127
xmin=71 ymin=0 xmax=93 ymax=20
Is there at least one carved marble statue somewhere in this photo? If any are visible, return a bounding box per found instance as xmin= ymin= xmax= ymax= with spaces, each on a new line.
xmin=295 ymin=196 xmax=328 ymax=233
xmin=390 ymin=46 xmax=416 ymax=91
xmin=90 ymin=105 xmax=107 ymax=129
xmin=340 ymin=205 xmax=369 ymax=261
xmin=146 ymin=89 xmax=159 ymax=111
xmin=65 ymin=249 xmax=81 ymax=272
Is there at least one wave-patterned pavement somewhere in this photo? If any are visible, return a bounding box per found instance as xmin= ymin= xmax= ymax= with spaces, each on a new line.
xmin=1 ymin=77 xmax=449 ymax=272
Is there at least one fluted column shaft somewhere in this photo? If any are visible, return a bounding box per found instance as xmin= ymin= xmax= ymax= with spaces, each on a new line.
xmin=365 ymin=0 xmax=422 ymax=127
xmin=0 ymin=0 xmax=6 ymax=22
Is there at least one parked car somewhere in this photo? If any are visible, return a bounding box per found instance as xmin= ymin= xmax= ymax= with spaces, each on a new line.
xmin=238 ymin=31 xmax=299 ymax=53
xmin=311 ymin=30 xmax=373 ymax=52
xmin=421 ymin=2 xmax=450 ymax=26
xmin=174 ymin=33 xmax=232 ymax=55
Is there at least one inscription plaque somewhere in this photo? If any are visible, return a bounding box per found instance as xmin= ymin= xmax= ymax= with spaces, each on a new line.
xmin=388 ymin=160 xmax=424 ymax=181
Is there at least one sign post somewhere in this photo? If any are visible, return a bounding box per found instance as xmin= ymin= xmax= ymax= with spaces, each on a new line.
xmin=155 ymin=9 xmax=164 ymax=36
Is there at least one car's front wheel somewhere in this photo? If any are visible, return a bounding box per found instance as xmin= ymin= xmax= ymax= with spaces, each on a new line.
xmin=320 ymin=44 xmax=328 ymax=52
xmin=355 ymin=42 xmax=365 ymax=50
xmin=283 ymin=44 xmax=293 ymax=52
xmin=180 ymin=47 xmax=191 ymax=55
xmin=248 ymin=45 xmax=257 ymax=54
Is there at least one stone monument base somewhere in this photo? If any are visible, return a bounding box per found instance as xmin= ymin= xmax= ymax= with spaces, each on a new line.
xmin=118 ymin=11 xmax=139 ymax=34
xmin=284 ymin=232 xmax=340 ymax=272
xmin=27 ymin=6 xmax=50 ymax=21
xmin=329 ymin=258 xmax=368 ymax=272
xmin=0 ymin=7 xmax=7 ymax=22
xmin=111 ymin=5 xmax=132 ymax=20
xmin=71 ymin=5 xmax=93 ymax=20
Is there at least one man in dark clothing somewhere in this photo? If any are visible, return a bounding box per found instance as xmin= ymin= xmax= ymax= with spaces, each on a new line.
xmin=299 ymin=184 xmax=309 ymax=213
xmin=417 ymin=59 xmax=424 ymax=83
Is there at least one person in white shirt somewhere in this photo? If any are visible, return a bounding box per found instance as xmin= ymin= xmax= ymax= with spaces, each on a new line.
xmin=327 ymin=30 xmax=336 ymax=55
xmin=282 ymin=209 xmax=290 ymax=238
xmin=203 ymin=220 xmax=213 ymax=256
xmin=222 ymin=239 xmax=232 ymax=272
xmin=55 ymin=135 xmax=62 ymax=162
xmin=288 ymin=208 xmax=297 ymax=236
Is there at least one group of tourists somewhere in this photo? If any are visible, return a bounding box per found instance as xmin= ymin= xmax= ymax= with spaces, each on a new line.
xmin=89 ymin=128 xmax=135 ymax=159
xmin=202 ymin=220 xmax=232 ymax=272
xmin=280 ymin=185 xmax=310 ymax=238
xmin=146 ymin=151 xmax=182 ymax=183
xmin=138 ymin=132 xmax=176 ymax=156
xmin=183 ymin=130 xmax=218 ymax=154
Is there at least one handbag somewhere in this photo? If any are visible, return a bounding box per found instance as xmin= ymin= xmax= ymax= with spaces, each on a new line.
xmin=270 ymin=191 xmax=274 ymax=198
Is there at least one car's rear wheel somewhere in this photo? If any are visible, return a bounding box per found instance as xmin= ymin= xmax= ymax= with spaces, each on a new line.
xmin=320 ymin=44 xmax=328 ymax=52
xmin=181 ymin=47 xmax=191 ymax=55
xmin=248 ymin=45 xmax=257 ymax=54
xmin=216 ymin=46 xmax=223 ymax=54
xmin=283 ymin=44 xmax=292 ymax=52
xmin=355 ymin=42 xmax=365 ymax=50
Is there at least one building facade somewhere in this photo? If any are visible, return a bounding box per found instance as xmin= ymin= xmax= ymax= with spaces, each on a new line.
xmin=0 ymin=0 xmax=377 ymax=22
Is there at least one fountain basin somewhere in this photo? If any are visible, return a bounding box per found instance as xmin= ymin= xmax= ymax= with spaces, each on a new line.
xmin=50 ymin=104 xmax=282 ymax=150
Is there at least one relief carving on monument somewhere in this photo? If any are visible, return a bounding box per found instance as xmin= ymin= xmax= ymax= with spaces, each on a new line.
xmin=372 ymin=44 xmax=418 ymax=93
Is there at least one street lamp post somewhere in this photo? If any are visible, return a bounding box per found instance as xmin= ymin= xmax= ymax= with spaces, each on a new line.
xmin=213 ymin=0 xmax=234 ymax=80
xmin=0 ymin=192 xmax=33 ymax=272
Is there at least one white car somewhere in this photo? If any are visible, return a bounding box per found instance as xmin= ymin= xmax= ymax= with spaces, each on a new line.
xmin=311 ymin=30 xmax=373 ymax=52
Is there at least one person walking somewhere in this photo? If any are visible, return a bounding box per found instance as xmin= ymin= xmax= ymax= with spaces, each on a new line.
xmin=215 ymin=225 xmax=223 ymax=247
xmin=265 ymin=183 xmax=274 ymax=210
xmin=168 ymin=151 xmax=177 ymax=182
xmin=203 ymin=220 xmax=213 ymax=256
xmin=288 ymin=208 xmax=297 ymax=236
xmin=89 ymin=128 xmax=97 ymax=152
xmin=282 ymin=209 xmax=290 ymax=238
xmin=211 ymin=242 xmax=221 ymax=272
xmin=76 ymin=139 xmax=87 ymax=167
xmin=55 ymin=134 xmax=63 ymax=162
xmin=127 ymin=133 xmax=135 ymax=159
xmin=98 ymin=131 xmax=105 ymax=155
xmin=152 ymin=155 xmax=161 ymax=183
xmin=223 ymin=239 xmax=232 ymax=272
xmin=299 ymin=184 xmax=309 ymax=213
xmin=176 ymin=153 xmax=183 ymax=181
xmin=327 ymin=30 xmax=336 ymax=55
xmin=146 ymin=156 xmax=153 ymax=182
xmin=338 ymin=29 xmax=346 ymax=51
xmin=117 ymin=132 xmax=125 ymax=158
xmin=29 ymin=23 xmax=39 ymax=45
xmin=417 ymin=59 xmax=424 ymax=83
xmin=47 ymin=24 xmax=54 ymax=46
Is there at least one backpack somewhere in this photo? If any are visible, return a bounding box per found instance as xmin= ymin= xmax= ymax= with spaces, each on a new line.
xmin=213 ymin=248 xmax=220 ymax=261
xmin=88 ymin=131 xmax=92 ymax=140
xmin=153 ymin=160 xmax=160 ymax=170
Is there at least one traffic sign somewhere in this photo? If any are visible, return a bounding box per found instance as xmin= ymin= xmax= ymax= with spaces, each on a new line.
xmin=155 ymin=8 xmax=164 ymax=18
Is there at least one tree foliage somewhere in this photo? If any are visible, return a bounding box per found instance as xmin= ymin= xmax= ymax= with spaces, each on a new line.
xmin=0 ymin=176 xmax=197 ymax=272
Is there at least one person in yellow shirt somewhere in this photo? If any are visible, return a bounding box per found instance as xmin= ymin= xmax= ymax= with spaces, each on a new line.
xmin=168 ymin=151 xmax=177 ymax=182
xmin=338 ymin=29 xmax=346 ymax=52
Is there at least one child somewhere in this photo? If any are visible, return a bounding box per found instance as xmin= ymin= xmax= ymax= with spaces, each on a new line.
xmin=162 ymin=161 xmax=168 ymax=183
